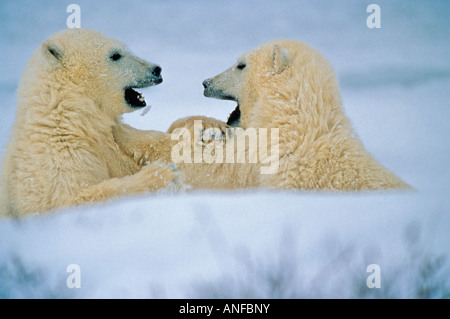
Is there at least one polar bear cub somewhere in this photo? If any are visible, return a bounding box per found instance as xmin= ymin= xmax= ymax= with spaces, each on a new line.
xmin=0 ymin=28 xmax=180 ymax=217
xmin=167 ymin=39 xmax=409 ymax=190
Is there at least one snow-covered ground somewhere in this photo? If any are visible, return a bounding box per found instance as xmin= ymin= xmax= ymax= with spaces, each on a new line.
xmin=0 ymin=0 xmax=449 ymax=298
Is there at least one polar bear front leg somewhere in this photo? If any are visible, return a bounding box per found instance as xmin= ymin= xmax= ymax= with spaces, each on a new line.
xmin=113 ymin=123 xmax=176 ymax=165
xmin=73 ymin=161 xmax=183 ymax=205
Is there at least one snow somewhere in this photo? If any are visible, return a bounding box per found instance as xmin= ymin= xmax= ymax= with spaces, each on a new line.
xmin=0 ymin=0 xmax=449 ymax=298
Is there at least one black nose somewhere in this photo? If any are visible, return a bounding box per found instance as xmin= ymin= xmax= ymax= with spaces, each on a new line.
xmin=152 ymin=66 xmax=162 ymax=77
xmin=203 ymin=79 xmax=212 ymax=89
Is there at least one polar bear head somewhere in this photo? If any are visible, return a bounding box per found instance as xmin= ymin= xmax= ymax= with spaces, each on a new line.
xmin=203 ymin=39 xmax=341 ymax=128
xmin=23 ymin=28 xmax=162 ymax=118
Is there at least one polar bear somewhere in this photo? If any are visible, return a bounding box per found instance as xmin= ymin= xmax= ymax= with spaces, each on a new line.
xmin=160 ymin=39 xmax=409 ymax=190
xmin=0 ymin=28 xmax=181 ymax=217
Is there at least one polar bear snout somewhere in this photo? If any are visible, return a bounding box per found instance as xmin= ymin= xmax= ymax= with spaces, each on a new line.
xmin=203 ymin=78 xmax=215 ymax=97
xmin=131 ymin=65 xmax=163 ymax=88
xmin=202 ymin=78 xmax=236 ymax=101
xmin=150 ymin=65 xmax=163 ymax=84
xmin=147 ymin=65 xmax=163 ymax=85
xmin=203 ymin=78 xmax=212 ymax=89
xmin=152 ymin=65 xmax=162 ymax=78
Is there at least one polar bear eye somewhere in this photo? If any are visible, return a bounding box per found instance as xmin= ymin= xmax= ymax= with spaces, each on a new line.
xmin=110 ymin=52 xmax=122 ymax=61
xmin=237 ymin=62 xmax=246 ymax=70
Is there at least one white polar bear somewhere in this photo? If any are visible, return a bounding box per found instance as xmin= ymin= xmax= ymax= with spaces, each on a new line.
xmin=163 ymin=39 xmax=410 ymax=190
xmin=0 ymin=28 xmax=181 ymax=217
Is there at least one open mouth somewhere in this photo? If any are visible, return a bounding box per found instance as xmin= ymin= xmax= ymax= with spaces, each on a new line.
xmin=202 ymin=82 xmax=241 ymax=126
xmin=226 ymin=104 xmax=241 ymax=127
xmin=124 ymin=66 xmax=163 ymax=109
xmin=125 ymin=88 xmax=147 ymax=108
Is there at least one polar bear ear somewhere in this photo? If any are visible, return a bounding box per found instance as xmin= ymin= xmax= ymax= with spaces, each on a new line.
xmin=273 ymin=45 xmax=290 ymax=73
xmin=41 ymin=39 xmax=63 ymax=65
